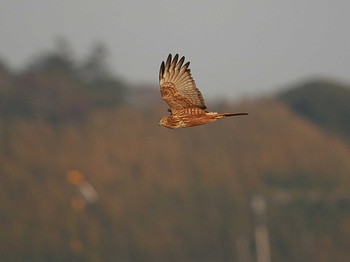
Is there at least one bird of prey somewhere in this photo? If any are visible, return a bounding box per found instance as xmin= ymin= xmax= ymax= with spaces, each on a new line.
xmin=158 ymin=54 xmax=248 ymax=129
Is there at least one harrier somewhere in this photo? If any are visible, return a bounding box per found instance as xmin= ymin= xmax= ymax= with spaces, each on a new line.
xmin=159 ymin=54 xmax=248 ymax=129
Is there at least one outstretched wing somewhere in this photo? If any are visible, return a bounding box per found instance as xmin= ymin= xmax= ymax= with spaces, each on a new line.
xmin=159 ymin=54 xmax=207 ymax=112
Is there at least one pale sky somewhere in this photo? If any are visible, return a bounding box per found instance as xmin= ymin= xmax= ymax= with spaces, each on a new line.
xmin=1 ymin=0 xmax=350 ymax=99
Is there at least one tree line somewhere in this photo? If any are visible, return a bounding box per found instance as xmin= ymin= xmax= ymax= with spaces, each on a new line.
xmin=0 ymin=37 xmax=128 ymax=122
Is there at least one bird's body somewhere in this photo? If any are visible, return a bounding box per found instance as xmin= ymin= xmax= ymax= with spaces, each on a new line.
xmin=159 ymin=108 xmax=246 ymax=129
xmin=158 ymin=54 xmax=247 ymax=129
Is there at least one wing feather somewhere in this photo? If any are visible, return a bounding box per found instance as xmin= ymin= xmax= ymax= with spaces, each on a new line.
xmin=159 ymin=54 xmax=206 ymax=111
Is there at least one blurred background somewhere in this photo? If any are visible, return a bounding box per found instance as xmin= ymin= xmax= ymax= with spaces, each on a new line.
xmin=1 ymin=1 xmax=350 ymax=261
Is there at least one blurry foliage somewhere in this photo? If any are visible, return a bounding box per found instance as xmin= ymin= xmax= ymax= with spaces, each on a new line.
xmin=0 ymin=37 xmax=127 ymax=122
xmin=264 ymin=171 xmax=329 ymax=190
xmin=1 ymin=42 xmax=350 ymax=260
xmin=0 ymin=98 xmax=350 ymax=261
xmin=278 ymin=79 xmax=350 ymax=142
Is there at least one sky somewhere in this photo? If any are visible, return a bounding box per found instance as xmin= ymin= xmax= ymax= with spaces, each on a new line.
xmin=1 ymin=0 xmax=350 ymax=99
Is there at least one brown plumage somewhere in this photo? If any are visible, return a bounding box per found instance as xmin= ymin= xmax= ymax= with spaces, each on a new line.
xmin=159 ymin=54 xmax=248 ymax=129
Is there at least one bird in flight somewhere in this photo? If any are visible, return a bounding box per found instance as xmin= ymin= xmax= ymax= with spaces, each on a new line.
xmin=158 ymin=54 xmax=248 ymax=129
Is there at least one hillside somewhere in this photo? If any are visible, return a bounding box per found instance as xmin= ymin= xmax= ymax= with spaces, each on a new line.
xmin=1 ymin=44 xmax=350 ymax=260
xmin=1 ymin=98 xmax=350 ymax=261
xmin=278 ymin=79 xmax=350 ymax=143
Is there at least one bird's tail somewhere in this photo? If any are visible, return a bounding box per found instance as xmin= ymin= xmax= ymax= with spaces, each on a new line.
xmin=215 ymin=112 xmax=248 ymax=119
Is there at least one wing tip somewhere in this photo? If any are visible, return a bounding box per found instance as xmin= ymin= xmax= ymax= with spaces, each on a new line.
xmin=183 ymin=61 xmax=190 ymax=70
xmin=159 ymin=61 xmax=165 ymax=82
xmin=171 ymin=54 xmax=179 ymax=69
xmin=163 ymin=53 xmax=189 ymax=68
xmin=166 ymin=54 xmax=172 ymax=68
xmin=160 ymin=53 xmax=191 ymax=82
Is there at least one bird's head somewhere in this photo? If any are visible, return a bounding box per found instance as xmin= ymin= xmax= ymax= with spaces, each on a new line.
xmin=158 ymin=116 xmax=167 ymax=127
xmin=158 ymin=116 xmax=175 ymax=128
